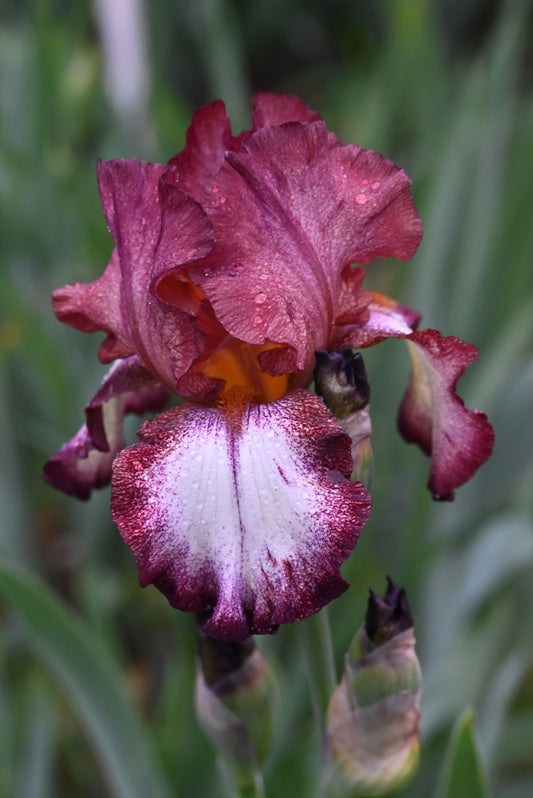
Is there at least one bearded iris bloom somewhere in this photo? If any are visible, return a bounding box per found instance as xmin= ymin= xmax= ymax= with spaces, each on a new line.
xmin=44 ymin=93 xmax=493 ymax=641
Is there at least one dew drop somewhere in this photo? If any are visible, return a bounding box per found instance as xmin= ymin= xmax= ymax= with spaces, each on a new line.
xmin=371 ymin=181 xmax=381 ymax=190
xmin=361 ymin=178 xmax=369 ymax=185
xmin=254 ymin=315 xmax=263 ymax=326
xmin=356 ymin=193 xmax=368 ymax=205
xmin=254 ymin=292 xmax=267 ymax=304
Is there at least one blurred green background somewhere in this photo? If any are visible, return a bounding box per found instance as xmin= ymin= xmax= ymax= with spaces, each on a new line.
xmin=1 ymin=0 xmax=533 ymax=796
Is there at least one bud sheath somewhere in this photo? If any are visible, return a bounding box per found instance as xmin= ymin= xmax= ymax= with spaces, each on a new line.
xmin=324 ymin=580 xmax=421 ymax=797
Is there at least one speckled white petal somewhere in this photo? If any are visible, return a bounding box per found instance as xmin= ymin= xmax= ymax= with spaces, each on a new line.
xmin=111 ymin=390 xmax=371 ymax=640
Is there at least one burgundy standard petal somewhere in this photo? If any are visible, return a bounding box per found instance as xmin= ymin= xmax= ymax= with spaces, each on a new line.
xmin=97 ymin=159 xmax=213 ymax=387
xmin=163 ymin=100 xmax=236 ymax=204
xmin=251 ymin=91 xmax=322 ymax=128
xmin=398 ymin=330 xmax=494 ymax=500
xmin=162 ymin=92 xmax=322 ymax=204
xmin=188 ymin=121 xmax=422 ymax=376
xmin=53 ymin=159 xmax=213 ymax=387
xmin=111 ymin=390 xmax=371 ymax=640
xmin=43 ymin=357 xmax=170 ymax=499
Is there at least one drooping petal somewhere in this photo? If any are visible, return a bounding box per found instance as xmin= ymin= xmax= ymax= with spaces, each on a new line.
xmin=398 ymin=330 xmax=494 ymax=500
xmin=43 ymin=424 xmax=118 ymax=501
xmin=43 ymin=357 xmax=169 ymax=499
xmin=180 ymin=122 xmax=422 ymax=377
xmin=53 ymin=159 xmax=214 ymax=388
xmin=111 ymin=390 xmax=371 ymax=640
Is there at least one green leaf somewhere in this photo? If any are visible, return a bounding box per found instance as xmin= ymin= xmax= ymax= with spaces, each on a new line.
xmin=0 ymin=558 xmax=173 ymax=798
xmin=438 ymin=709 xmax=489 ymax=798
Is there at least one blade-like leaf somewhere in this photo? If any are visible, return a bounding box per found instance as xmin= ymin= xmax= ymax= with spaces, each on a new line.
xmin=0 ymin=558 xmax=173 ymax=798
xmin=438 ymin=709 xmax=489 ymax=798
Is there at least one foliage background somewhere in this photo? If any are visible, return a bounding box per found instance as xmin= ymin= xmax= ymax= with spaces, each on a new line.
xmin=1 ymin=0 xmax=533 ymax=796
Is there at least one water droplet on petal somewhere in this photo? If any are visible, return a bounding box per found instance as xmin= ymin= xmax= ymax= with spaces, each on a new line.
xmin=254 ymin=292 xmax=267 ymax=304
xmin=361 ymin=178 xmax=369 ymax=185
xmin=356 ymin=194 xmax=368 ymax=205
xmin=372 ymin=181 xmax=381 ymax=190
xmin=254 ymin=315 xmax=263 ymax=326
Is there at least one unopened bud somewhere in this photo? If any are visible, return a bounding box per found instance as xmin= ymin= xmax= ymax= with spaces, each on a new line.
xmin=324 ymin=579 xmax=421 ymax=797
xmin=195 ymin=627 xmax=277 ymax=788
xmin=314 ymin=350 xmax=373 ymax=485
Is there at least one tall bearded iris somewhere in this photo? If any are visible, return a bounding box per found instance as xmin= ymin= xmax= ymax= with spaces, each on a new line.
xmin=44 ymin=93 xmax=493 ymax=641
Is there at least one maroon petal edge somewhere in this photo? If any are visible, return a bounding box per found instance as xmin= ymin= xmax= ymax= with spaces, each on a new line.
xmin=43 ymin=357 xmax=170 ymax=499
xmin=398 ymin=330 xmax=494 ymax=500
xmin=111 ymin=389 xmax=371 ymax=640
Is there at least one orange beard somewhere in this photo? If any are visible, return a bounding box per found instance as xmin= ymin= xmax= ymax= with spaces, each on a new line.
xmin=157 ymin=270 xmax=289 ymax=404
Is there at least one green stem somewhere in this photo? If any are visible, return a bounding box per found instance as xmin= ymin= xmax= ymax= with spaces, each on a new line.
xmin=300 ymin=609 xmax=337 ymax=740
xmin=235 ymin=770 xmax=266 ymax=798
xmin=218 ymin=756 xmax=266 ymax=798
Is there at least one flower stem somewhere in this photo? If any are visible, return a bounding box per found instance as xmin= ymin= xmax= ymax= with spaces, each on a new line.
xmin=235 ymin=770 xmax=266 ymax=798
xmin=300 ymin=609 xmax=337 ymax=740
xmin=218 ymin=756 xmax=266 ymax=798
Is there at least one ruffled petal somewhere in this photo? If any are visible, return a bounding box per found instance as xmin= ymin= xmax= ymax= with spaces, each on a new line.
xmin=184 ymin=122 xmax=422 ymax=375
xmin=251 ymin=91 xmax=322 ymax=128
xmin=52 ymin=249 xmax=133 ymax=363
xmin=162 ymin=93 xmax=322 ymax=204
xmin=43 ymin=424 xmax=118 ymax=501
xmin=163 ymin=100 xmax=235 ymax=203
xmin=398 ymin=330 xmax=494 ymax=500
xmin=43 ymin=357 xmax=169 ymax=499
xmin=334 ymin=290 xmax=421 ymax=350
xmin=54 ymin=159 xmax=214 ymax=388
xmin=111 ymin=389 xmax=371 ymax=640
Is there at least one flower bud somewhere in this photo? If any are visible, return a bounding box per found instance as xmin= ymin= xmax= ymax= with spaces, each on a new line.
xmin=314 ymin=350 xmax=373 ymax=485
xmin=324 ymin=578 xmax=421 ymax=797
xmin=194 ymin=625 xmax=277 ymax=788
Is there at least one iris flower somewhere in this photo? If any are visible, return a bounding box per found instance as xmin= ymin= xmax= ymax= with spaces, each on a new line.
xmin=44 ymin=93 xmax=493 ymax=641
